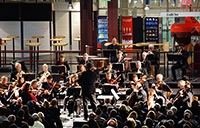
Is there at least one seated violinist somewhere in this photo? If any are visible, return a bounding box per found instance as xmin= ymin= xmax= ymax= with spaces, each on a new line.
xmin=30 ymin=80 xmax=38 ymax=96
xmin=0 ymin=76 xmax=8 ymax=89
xmin=11 ymin=63 xmax=25 ymax=82
xmin=101 ymin=72 xmax=119 ymax=89
xmin=77 ymin=64 xmax=86 ymax=76
xmin=38 ymin=64 xmax=51 ymax=83
xmin=103 ymin=63 xmax=117 ymax=79
xmin=41 ymin=75 xmax=54 ymax=101
xmin=21 ymin=83 xmax=37 ymax=105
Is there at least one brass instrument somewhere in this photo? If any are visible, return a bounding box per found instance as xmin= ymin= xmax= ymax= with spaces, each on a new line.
xmin=38 ymin=71 xmax=50 ymax=84
xmin=16 ymin=70 xmax=25 ymax=80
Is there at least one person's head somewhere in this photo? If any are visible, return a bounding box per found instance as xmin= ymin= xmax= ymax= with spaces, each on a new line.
xmin=1 ymin=120 xmax=10 ymax=128
xmin=95 ymin=108 xmax=102 ymax=116
xmin=126 ymin=118 xmax=137 ymax=128
xmin=136 ymin=61 xmax=142 ymax=69
xmin=8 ymin=114 xmax=16 ymax=123
xmin=88 ymin=112 xmax=96 ymax=120
xmin=106 ymin=72 xmax=111 ymax=80
xmin=112 ymin=38 xmax=117 ymax=45
xmin=107 ymin=117 xmax=118 ymax=127
xmin=60 ymin=54 xmax=65 ymax=61
xmin=42 ymin=100 xmax=49 ymax=109
xmin=32 ymin=113 xmax=39 ymax=121
xmin=86 ymin=62 xmax=93 ymax=70
xmin=83 ymin=53 xmax=88 ymax=61
xmin=148 ymin=44 xmax=154 ymax=51
xmin=42 ymin=63 xmax=48 ymax=72
xmin=133 ymin=74 xmax=138 ymax=82
xmin=156 ymin=74 xmax=163 ymax=82
xmin=31 ymin=80 xmax=38 ymax=89
xmin=15 ymin=62 xmax=22 ymax=72
xmin=51 ymin=98 xmax=58 ymax=107
xmin=104 ymin=98 xmax=111 ymax=104
xmin=46 ymin=75 xmax=53 ymax=83
xmin=1 ymin=76 xmax=8 ymax=84
xmin=22 ymin=83 xmax=30 ymax=92
xmin=178 ymin=80 xmax=185 ymax=89
xmin=117 ymin=51 xmax=123 ymax=59
xmin=107 ymin=63 xmax=112 ymax=70
xmin=127 ymin=111 xmax=138 ymax=120
xmin=142 ymin=52 xmax=148 ymax=60
xmin=79 ymin=64 xmax=86 ymax=72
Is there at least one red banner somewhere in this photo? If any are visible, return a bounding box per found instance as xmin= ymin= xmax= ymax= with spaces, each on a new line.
xmin=122 ymin=17 xmax=133 ymax=47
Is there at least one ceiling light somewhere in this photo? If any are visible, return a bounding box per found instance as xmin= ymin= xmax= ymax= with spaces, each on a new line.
xmin=144 ymin=5 xmax=150 ymax=10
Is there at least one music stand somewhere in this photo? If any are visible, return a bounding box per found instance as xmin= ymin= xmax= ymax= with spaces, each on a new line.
xmin=102 ymin=49 xmax=117 ymax=61
xmin=167 ymin=54 xmax=182 ymax=61
xmin=51 ymin=73 xmax=61 ymax=82
xmin=102 ymin=84 xmax=118 ymax=95
xmin=51 ymin=65 xmax=66 ymax=74
xmin=130 ymin=62 xmax=136 ymax=72
xmin=147 ymin=54 xmax=155 ymax=61
xmin=22 ymin=73 xmax=36 ymax=81
xmin=112 ymin=63 xmax=124 ymax=72
xmin=127 ymin=72 xmax=134 ymax=81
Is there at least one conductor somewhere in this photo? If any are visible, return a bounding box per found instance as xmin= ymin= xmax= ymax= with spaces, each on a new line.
xmin=78 ymin=63 xmax=98 ymax=120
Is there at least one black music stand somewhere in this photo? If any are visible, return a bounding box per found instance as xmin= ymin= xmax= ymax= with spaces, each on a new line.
xmin=102 ymin=84 xmax=118 ymax=95
xmin=51 ymin=73 xmax=61 ymax=82
xmin=102 ymin=49 xmax=117 ymax=62
xmin=127 ymin=72 xmax=134 ymax=81
xmin=112 ymin=63 xmax=124 ymax=72
xmin=22 ymin=73 xmax=36 ymax=81
xmin=51 ymin=65 xmax=66 ymax=74
xmin=130 ymin=62 xmax=136 ymax=72
xmin=167 ymin=54 xmax=182 ymax=61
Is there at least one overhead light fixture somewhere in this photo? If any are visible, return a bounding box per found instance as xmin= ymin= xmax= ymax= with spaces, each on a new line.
xmin=68 ymin=4 xmax=73 ymax=10
xmin=144 ymin=5 xmax=150 ymax=10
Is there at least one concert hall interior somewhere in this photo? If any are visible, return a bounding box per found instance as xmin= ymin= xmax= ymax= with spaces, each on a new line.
xmin=0 ymin=0 xmax=200 ymax=128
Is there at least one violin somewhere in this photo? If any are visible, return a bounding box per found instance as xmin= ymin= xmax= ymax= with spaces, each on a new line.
xmin=108 ymin=79 xmax=118 ymax=84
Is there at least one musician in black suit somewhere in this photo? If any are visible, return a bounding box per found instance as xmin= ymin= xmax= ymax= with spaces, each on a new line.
xmin=171 ymin=44 xmax=189 ymax=81
xmin=147 ymin=44 xmax=159 ymax=77
xmin=107 ymin=38 xmax=120 ymax=50
xmin=141 ymin=52 xmax=151 ymax=75
xmin=56 ymin=54 xmax=70 ymax=71
xmin=79 ymin=53 xmax=94 ymax=66
xmin=133 ymin=61 xmax=148 ymax=76
xmin=103 ymin=63 xmax=117 ymax=79
xmin=78 ymin=63 xmax=98 ymax=120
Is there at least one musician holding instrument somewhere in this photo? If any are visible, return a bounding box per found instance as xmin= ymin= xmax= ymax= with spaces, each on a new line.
xmin=41 ymin=75 xmax=54 ymax=101
xmin=103 ymin=63 xmax=117 ymax=79
xmin=11 ymin=63 xmax=25 ymax=82
xmin=141 ymin=52 xmax=151 ymax=75
xmin=0 ymin=76 xmax=8 ymax=88
xmin=56 ymin=54 xmax=70 ymax=81
xmin=79 ymin=53 xmax=93 ymax=66
xmin=147 ymin=44 xmax=159 ymax=77
xmin=21 ymin=83 xmax=37 ymax=105
xmin=101 ymin=72 xmax=119 ymax=87
xmin=171 ymin=43 xmax=189 ymax=81
xmin=133 ymin=61 xmax=148 ymax=76
xmin=152 ymin=74 xmax=171 ymax=106
xmin=38 ymin=63 xmax=51 ymax=83
xmin=107 ymin=38 xmax=120 ymax=51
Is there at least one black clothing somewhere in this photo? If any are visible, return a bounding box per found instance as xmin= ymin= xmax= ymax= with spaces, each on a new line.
xmin=133 ymin=68 xmax=148 ymax=76
xmin=11 ymin=70 xmax=24 ymax=81
xmin=78 ymin=70 xmax=98 ymax=120
xmin=147 ymin=51 xmax=159 ymax=76
xmin=172 ymin=50 xmax=189 ymax=80
xmin=103 ymin=69 xmax=117 ymax=79
xmin=136 ymin=88 xmax=147 ymax=104
xmin=141 ymin=59 xmax=151 ymax=75
xmin=79 ymin=59 xmax=94 ymax=66
xmin=107 ymin=44 xmax=120 ymax=50
xmin=46 ymin=106 xmax=63 ymax=128
xmin=21 ymin=91 xmax=32 ymax=105
xmin=56 ymin=60 xmax=70 ymax=71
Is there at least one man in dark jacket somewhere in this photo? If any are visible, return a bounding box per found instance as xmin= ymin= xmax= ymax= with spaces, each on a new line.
xmin=107 ymin=38 xmax=120 ymax=51
xmin=78 ymin=63 xmax=98 ymax=120
xmin=171 ymin=44 xmax=189 ymax=81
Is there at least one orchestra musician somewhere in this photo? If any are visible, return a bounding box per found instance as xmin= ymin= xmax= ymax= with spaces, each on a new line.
xmin=107 ymin=37 xmax=120 ymax=51
xmin=171 ymin=43 xmax=189 ymax=81
xmin=79 ymin=53 xmax=93 ymax=66
xmin=103 ymin=63 xmax=117 ymax=79
xmin=11 ymin=63 xmax=25 ymax=82
xmin=133 ymin=61 xmax=148 ymax=76
xmin=141 ymin=52 xmax=151 ymax=75
xmin=41 ymin=75 xmax=54 ymax=101
xmin=38 ymin=64 xmax=51 ymax=83
xmin=101 ymin=72 xmax=118 ymax=86
xmin=140 ymin=75 xmax=149 ymax=95
xmin=0 ymin=76 xmax=9 ymax=105
xmin=21 ymin=83 xmax=37 ymax=105
xmin=147 ymin=44 xmax=159 ymax=77
xmin=77 ymin=64 xmax=86 ymax=76
xmin=56 ymin=54 xmax=70 ymax=81
xmin=0 ymin=76 xmax=8 ymax=88
xmin=172 ymin=80 xmax=193 ymax=109
xmin=152 ymin=74 xmax=169 ymax=106
xmin=78 ymin=63 xmax=98 ymax=120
